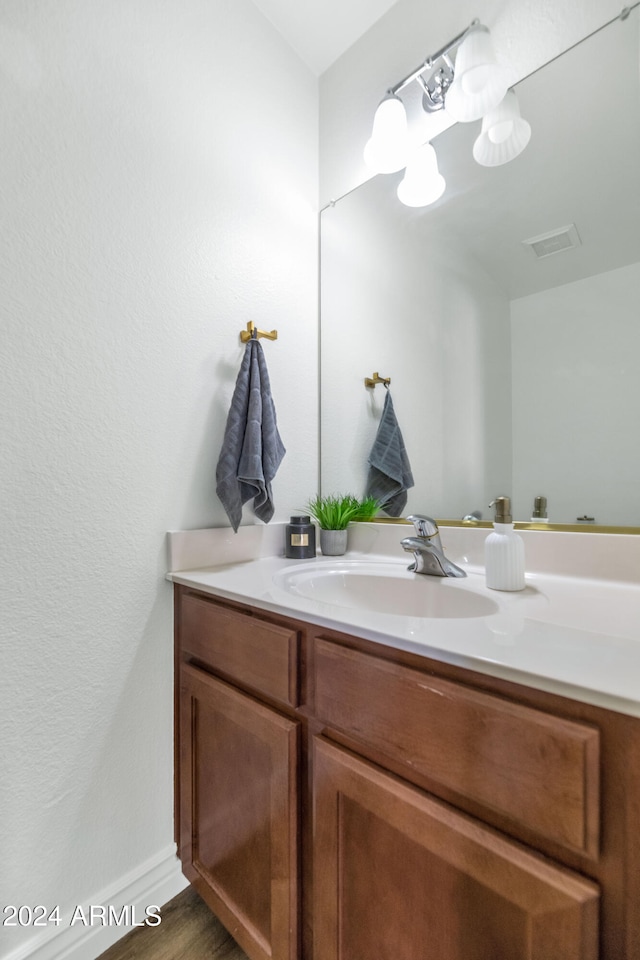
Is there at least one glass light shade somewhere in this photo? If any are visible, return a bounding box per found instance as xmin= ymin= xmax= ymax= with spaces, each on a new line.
xmin=472 ymin=89 xmax=531 ymax=166
xmin=363 ymin=94 xmax=409 ymax=174
xmin=445 ymin=25 xmax=510 ymax=122
xmin=397 ymin=143 xmax=446 ymax=207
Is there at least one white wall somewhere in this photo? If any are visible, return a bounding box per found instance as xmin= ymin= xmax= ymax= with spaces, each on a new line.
xmin=0 ymin=1 xmax=317 ymax=958
xmin=321 ymin=182 xmax=511 ymax=518
xmin=511 ymin=262 xmax=640 ymax=525
xmin=320 ymin=0 xmax=624 ymax=205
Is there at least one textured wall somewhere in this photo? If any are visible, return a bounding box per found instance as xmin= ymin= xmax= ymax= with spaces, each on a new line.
xmin=0 ymin=1 xmax=317 ymax=957
xmin=511 ymin=262 xmax=640 ymax=525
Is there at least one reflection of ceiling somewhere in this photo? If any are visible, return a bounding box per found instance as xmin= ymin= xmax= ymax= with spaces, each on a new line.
xmin=357 ymin=9 xmax=640 ymax=300
xmin=250 ymin=0 xmax=401 ymax=74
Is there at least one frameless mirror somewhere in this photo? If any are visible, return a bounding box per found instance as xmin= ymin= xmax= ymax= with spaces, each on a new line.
xmin=320 ymin=8 xmax=640 ymax=528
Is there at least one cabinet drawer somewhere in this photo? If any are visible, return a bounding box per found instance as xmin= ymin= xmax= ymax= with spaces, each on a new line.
xmin=179 ymin=593 xmax=299 ymax=707
xmin=312 ymin=638 xmax=599 ymax=857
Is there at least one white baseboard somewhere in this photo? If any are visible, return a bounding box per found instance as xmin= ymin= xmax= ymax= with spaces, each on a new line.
xmin=3 ymin=845 xmax=189 ymax=960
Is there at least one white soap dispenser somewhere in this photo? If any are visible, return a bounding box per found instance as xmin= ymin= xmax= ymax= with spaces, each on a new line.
xmin=485 ymin=496 xmax=525 ymax=591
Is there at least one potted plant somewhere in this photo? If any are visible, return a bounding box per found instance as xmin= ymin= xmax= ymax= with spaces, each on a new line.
xmin=351 ymin=495 xmax=381 ymax=522
xmin=305 ymin=494 xmax=380 ymax=556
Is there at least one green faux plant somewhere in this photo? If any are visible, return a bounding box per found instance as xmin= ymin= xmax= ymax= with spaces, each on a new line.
xmin=305 ymin=494 xmax=380 ymax=530
xmin=352 ymin=494 xmax=381 ymax=522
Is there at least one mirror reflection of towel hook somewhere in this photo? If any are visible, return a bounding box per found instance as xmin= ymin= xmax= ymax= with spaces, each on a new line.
xmin=364 ymin=372 xmax=391 ymax=388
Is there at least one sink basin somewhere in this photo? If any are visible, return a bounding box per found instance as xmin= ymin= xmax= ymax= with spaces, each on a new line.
xmin=273 ymin=561 xmax=499 ymax=619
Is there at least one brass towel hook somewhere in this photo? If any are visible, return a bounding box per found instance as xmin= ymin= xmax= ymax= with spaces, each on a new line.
xmin=364 ymin=371 xmax=391 ymax=388
xmin=240 ymin=321 xmax=278 ymax=343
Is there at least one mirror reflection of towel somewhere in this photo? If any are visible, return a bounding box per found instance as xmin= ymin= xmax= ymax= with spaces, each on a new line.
xmin=365 ymin=390 xmax=414 ymax=517
xmin=215 ymin=338 xmax=286 ymax=532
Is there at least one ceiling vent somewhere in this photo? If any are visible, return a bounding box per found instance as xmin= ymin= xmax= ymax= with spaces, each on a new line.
xmin=522 ymin=223 xmax=581 ymax=259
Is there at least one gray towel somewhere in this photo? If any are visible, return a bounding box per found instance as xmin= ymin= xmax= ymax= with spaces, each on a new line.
xmin=365 ymin=390 xmax=414 ymax=517
xmin=216 ymin=338 xmax=285 ymax=532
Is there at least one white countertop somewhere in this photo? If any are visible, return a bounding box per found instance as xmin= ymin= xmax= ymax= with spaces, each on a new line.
xmin=167 ymin=524 xmax=640 ymax=718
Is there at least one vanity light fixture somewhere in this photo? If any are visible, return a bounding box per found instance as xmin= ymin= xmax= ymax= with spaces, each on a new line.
xmin=472 ymin=88 xmax=531 ymax=166
xmin=444 ymin=24 xmax=511 ymax=123
xmin=363 ymin=93 xmax=409 ymax=174
xmin=364 ymin=20 xmax=474 ymax=180
xmin=364 ymin=18 xmax=530 ymax=205
xmin=397 ymin=143 xmax=445 ymax=207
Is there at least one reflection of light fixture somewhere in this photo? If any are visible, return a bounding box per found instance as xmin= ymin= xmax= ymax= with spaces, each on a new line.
xmin=445 ymin=24 xmax=511 ymax=122
xmin=473 ymin=89 xmax=531 ymax=165
xmin=363 ymin=94 xmax=409 ymax=174
xmin=397 ymin=143 xmax=445 ymax=207
xmin=363 ymin=19 xmax=530 ymax=204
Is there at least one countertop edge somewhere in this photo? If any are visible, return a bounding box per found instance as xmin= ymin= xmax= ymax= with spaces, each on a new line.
xmin=168 ymin=567 xmax=640 ymax=720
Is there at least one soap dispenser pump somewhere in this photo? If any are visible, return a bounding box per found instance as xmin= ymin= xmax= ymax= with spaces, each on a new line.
xmin=485 ymin=496 xmax=525 ymax=591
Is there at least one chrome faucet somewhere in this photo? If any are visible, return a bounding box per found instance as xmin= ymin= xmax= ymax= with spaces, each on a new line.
xmin=401 ymin=515 xmax=467 ymax=578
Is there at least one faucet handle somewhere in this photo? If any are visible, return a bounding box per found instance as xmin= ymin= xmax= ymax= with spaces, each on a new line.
xmin=406 ymin=515 xmax=439 ymax=538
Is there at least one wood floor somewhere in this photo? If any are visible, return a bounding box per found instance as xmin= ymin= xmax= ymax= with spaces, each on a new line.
xmin=96 ymin=887 xmax=250 ymax=960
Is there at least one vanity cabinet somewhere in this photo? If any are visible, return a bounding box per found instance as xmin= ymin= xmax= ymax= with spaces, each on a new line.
xmin=174 ymin=584 xmax=640 ymax=960
xmin=175 ymin=589 xmax=301 ymax=960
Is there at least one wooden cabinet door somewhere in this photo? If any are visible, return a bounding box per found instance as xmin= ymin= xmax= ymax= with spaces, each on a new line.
xmin=313 ymin=737 xmax=599 ymax=960
xmin=179 ymin=664 xmax=299 ymax=960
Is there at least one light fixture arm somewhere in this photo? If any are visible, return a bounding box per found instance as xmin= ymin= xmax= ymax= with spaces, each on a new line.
xmin=388 ymin=19 xmax=479 ymax=97
xmin=416 ymin=54 xmax=455 ymax=112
